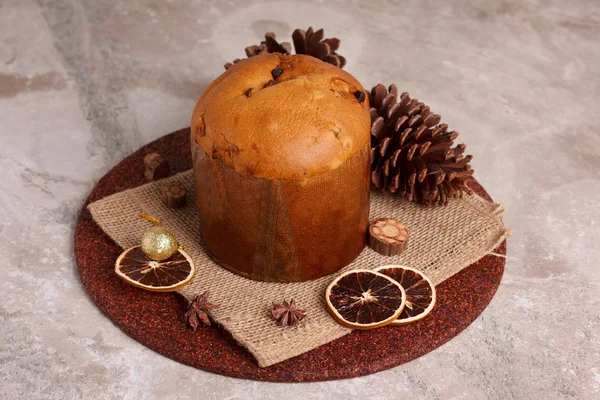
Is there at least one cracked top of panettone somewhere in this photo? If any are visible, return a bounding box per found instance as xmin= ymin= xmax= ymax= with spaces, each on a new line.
xmin=191 ymin=53 xmax=370 ymax=180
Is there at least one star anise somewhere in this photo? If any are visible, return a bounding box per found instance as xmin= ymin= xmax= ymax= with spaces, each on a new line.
xmin=184 ymin=291 xmax=219 ymax=331
xmin=271 ymin=299 xmax=307 ymax=327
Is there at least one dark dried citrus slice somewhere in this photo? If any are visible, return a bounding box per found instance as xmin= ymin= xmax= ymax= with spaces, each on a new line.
xmin=375 ymin=265 xmax=436 ymax=325
xmin=325 ymin=269 xmax=406 ymax=330
xmin=115 ymin=245 xmax=195 ymax=292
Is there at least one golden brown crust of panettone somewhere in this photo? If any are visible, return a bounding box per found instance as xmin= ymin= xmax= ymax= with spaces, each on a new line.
xmin=191 ymin=53 xmax=370 ymax=180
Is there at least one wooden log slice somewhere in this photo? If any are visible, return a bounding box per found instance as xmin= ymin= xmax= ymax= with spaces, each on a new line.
xmin=144 ymin=152 xmax=170 ymax=181
xmin=161 ymin=181 xmax=187 ymax=208
xmin=368 ymin=218 xmax=409 ymax=256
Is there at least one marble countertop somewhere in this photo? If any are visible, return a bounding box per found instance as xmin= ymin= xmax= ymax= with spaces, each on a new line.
xmin=1 ymin=0 xmax=598 ymax=399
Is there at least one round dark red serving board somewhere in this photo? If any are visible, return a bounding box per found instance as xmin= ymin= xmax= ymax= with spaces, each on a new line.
xmin=74 ymin=128 xmax=506 ymax=382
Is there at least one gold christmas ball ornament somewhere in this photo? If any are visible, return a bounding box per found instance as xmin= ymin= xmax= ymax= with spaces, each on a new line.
xmin=140 ymin=225 xmax=178 ymax=261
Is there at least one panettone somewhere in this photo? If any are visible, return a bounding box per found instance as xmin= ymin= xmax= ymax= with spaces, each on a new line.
xmin=191 ymin=53 xmax=371 ymax=282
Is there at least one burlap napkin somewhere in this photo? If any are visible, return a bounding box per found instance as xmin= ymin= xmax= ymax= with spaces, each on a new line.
xmin=88 ymin=170 xmax=508 ymax=367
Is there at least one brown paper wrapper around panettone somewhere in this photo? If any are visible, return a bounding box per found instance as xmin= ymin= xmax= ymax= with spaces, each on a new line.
xmin=191 ymin=136 xmax=370 ymax=282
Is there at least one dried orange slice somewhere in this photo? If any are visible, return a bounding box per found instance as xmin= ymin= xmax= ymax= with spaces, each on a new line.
xmin=375 ymin=265 xmax=436 ymax=325
xmin=115 ymin=245 xmax=195 ymax=292
xmin=326 ymin=269 xmax=406 ymax=330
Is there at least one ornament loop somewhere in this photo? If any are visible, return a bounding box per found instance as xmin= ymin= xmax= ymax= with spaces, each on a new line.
xmin=139 ymin=213 xmax=162 ymax=225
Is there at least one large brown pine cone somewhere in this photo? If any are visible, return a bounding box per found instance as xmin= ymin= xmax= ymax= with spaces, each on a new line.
xmin=224 ymin=32 xmax=291 ymax=69
xmin=370 ymin=84 xmax=474 ymax=206
xmin=292 ymin=27 xmax=346 ymax=68
xmin=225 ymin=27 xmax=345 ymax=69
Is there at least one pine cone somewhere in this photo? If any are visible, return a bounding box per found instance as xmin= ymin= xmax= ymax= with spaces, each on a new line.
xmin=224 ymin=32 xmax=291 ymax=69
xmin=224 ymin=28 xmax=345 ymax=69
xmin=369 ymin=84 xmax=474 ymax=206
xmin=292 ymin=27 xmax=346 ymax=68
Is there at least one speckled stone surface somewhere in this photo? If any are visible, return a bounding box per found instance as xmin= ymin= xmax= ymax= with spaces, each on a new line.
xmin=74 ymin=128 xmax=506 ymax=382
xmin=2 ymin=0 xmax=599 ymax=398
